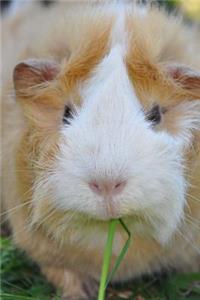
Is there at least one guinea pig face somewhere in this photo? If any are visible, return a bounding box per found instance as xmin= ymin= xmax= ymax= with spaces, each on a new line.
xmin=49 ymin=46 xmax=188 ymax=244
xmin=14 ymin=25 xmax=200 ymax=245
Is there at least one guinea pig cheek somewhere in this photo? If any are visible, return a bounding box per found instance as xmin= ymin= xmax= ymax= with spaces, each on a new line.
xmin=130 ymin=134 xmax=187 ymax=244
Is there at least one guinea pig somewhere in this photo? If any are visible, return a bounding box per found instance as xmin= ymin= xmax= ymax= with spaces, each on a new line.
xmin=1 ymin=1 xmax=200 ymax=299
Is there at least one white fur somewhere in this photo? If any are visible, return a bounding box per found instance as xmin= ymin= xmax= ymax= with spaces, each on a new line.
xmin=32 ymin=15 xmax=189 ymax=245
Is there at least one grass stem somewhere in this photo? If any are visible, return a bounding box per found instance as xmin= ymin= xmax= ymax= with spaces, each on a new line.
xmin=97 ymin=219 xmax=118 ymax=300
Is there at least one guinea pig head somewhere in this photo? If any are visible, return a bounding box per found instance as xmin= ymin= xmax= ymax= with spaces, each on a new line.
xmin=13 ymin=31 xmax=200 ymax=244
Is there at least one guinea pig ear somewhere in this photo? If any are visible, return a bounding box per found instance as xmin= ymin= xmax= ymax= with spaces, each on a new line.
xmin=13 ymin=59 xmax=60 ymax=95
xmin=163 ymin=63 xmax=200 ymax=97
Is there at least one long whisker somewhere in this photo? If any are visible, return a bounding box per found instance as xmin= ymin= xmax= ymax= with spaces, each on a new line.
xmin=0 ymin=200 xmax=33 ymax=218
xmin=56 ymin=210 xmax=84 ymax=236
xmin=1 ymin=205 xmax=32 ymax=226
xmin=183 ymin=214 xmax=200 ymax=230
xmin=176 ymin=228 xmax=200 ymax=255
xmin=186 ymin=193 xmax=200 ymax=203
xmin=1 ymin=182 xmax=36 ymax=226
xmin=30 ymin=208 xmax=56 ymax=231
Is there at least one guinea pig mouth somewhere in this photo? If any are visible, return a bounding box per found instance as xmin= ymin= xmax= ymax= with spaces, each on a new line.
xmin=88 ymin=207 xmax=122 ymax=221
xmin=102 ymin=200 xmax=121 ymax=220
xmin=79 ymin=200 xmax=123 ymax=221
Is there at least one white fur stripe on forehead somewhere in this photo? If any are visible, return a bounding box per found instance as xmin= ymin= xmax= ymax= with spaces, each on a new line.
xmin=82 ymin=43 xmax=141 ymax=118
xmin=110 ymin=3 xmax=127 ymax=49
xmin=81 ymin=12 xmax=141 ymax=117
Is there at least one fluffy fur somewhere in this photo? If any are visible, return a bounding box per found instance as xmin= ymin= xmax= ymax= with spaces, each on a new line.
xmin=1 ymin=1 xmax=200 ymax=299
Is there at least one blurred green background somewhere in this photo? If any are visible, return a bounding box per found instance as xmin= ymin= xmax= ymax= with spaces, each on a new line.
xmin=158 ymin=0 xmax=200 ymax=21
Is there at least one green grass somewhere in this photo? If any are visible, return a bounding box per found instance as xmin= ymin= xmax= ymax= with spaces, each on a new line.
xmin=1 ymin=237 xmax=200 ymax=300
xmin=0 ymin=237 xmax=61 ymax=300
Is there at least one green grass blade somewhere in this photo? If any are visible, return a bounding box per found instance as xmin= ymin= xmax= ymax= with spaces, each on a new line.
xmin=105 ymin=219 xmax=131 ymax=287
xmin=98 ymin=219 xmax=119 ymax=300
xmin=98 ymin=219 xmax=131 ymax=300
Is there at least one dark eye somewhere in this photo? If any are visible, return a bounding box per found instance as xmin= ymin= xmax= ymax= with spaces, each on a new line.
xmin=146 ymin=105 xmax=162 ymax=125
xmin=63 ymin=105 xmax=73 ymax=124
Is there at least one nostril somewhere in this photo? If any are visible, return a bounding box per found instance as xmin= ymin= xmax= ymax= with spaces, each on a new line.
xmin=114 ymin=181 xmax=126 ymax=193
xmin=89 ymin=182 xmax=101 ymax=195
xmin=93 ymin=183 xmax=99 ymax=189
xmin=115 ymin=182 xmax=123 ymax=189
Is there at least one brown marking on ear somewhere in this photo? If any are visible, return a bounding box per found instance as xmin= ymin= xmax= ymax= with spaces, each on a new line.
xmin=13 ymin=59 xmax=65 ymax=123
xmin=14 ymin=82 xmax=65 ymax=128
xmin=58 ymin=19 xmax=113 ymax=93
xmin=164 ymin=64 xmax=200 ymax=93
xmin=13 ymin=59 xmax=60 ymax=94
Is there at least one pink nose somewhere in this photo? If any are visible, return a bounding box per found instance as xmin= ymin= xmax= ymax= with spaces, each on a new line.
xmin=89 ymin=180 xmax=126 ymax=197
